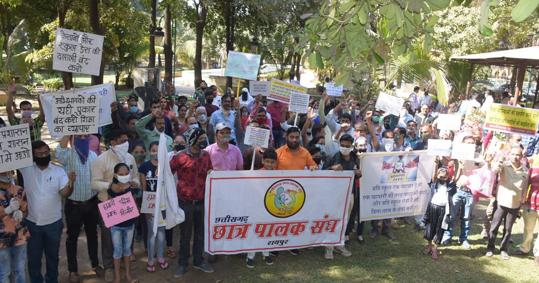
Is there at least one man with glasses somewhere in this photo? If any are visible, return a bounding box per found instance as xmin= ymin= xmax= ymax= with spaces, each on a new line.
xmin=209 ymin=94 xmax=239 ymax=144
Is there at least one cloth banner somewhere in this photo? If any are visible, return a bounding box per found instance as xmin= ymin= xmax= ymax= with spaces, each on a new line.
xmin=359 ymin=151 xmax=435 ymax=221
xmin=53 ymin=28 xmax=104 ymax=76
xmin=0 ymin=124 xmax=33 ymax=172
xmin=205 ymin=170 xmax=354 ymax=255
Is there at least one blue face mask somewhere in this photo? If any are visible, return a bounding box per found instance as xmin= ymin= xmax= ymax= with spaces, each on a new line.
xmin=129 ymin=106 xmax=138 ymax=113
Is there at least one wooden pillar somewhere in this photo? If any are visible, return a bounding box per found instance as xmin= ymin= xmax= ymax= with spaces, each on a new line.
xmin=465 ymin=63 xmax=475 ymax=99
xmin=514 ymin=64 xmax=526 ymax=106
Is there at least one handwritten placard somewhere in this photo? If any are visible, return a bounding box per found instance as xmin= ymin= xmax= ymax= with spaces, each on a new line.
xmin=249 ymin=81 xmax=270 ymax=96
xmin=289 ymin=92 xmax=310 ymax=114
xmin=244 ymin=126 xmax=271 ymax=148
xmin=141 ymin=191 xmax=156 ymax=214
xmin=98 ymin=192 xmax=140 ymax=228
xmin=268 ymin=79 xmax=307 ymax=104
xmin=51 ymin=93 xmax=100 ymax=136
xmin=224 ymin=51 xmax=261 ymax=80
xmin=436 ymin=114 xmax=462 ymax=131
xmin=325 ymin=83 xmax=343 ymax=97
xmin=427 ymin=139 xmax=452 ymax=157
xmin=53 ymin=28 xmax=104 ymax=76
xmin=451 ymin=143 xmax=476 ymax=161
xmin=375 ymin=92 xmax=404 ymax=116
xmin=0 ymin=124 xmax=33 ymax=172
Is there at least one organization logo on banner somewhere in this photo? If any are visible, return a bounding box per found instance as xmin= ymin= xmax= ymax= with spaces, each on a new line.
xmin=264 ymin=179 xmax=305 ymax=218
xmin=381 ymin=154 xmax=419 ymax=183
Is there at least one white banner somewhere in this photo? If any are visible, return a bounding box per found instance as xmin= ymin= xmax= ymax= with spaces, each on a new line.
xmin=244 ymin=126 xmax=270 ymax=148
xmin=436 ymin=114 xmax=462 ymax=131
xmin=325 ymin=83 xmax=343 ymax=97
xmin=205 ymin=170 xmax=354 ymax=254
xmin=249 ymin=81 xmax=270 ymax=97
xmin=0 ymin=124 xmax=33 ymax=172
xmin=451 ymin=143 xmax=476 ymax=161
xmin=427 ymin=139 xmax=452 ymax=156
xmin=375 ymin=92 xmax=404 ymax=116
xmin=359 ymin=151 xmax=435 ymax=221
xmin=50 ymin=92 xmax=100 ymax=136
xmin=53 ymin=28 xmax=104 ymax=76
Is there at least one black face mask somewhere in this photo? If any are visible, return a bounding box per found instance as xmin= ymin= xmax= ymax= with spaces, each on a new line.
xmin=357 ymin=148 xmax=367 ymax=153
xmin=174 ymin=144 xmax=186 ymax=152
xmin=438 ymin=179 xmax=447 ymax=185
xmin=206 ymin=98 xmax=214 ymax=104
xmin=34 ymin=155 xmax=51 ymax=167
xmin=198 ymin=140 xmax=208 ymax=150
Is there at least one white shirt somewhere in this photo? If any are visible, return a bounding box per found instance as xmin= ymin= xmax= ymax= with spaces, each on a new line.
xmin=431 ymin=184 xmax=448 ymax=206
xmin=20 ymin=164 xmax=68 ymax=226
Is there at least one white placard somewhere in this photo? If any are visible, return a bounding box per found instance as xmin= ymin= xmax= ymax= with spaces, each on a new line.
xmin=249 ymin=81 xmax=270 ymax=96
xmin=0 ymin=124 xmax=33 ymax=172
xmin=436 ymin=114 xmax=462 ymax=131
xmin=244 ymin=126 xmax=270 ymax=148
xmin=451 ymin=143 xmax=476 ymax=160
xmin=141 ymin=191 xmax=156 ymax=214
xmin=375 ymin=92 xmax=404 ymax=116
xmin=224 ymin=51 xmax=261 ymax=80
xmin=427 ymin=139 xmax=452 ymax=157
xmin=289 ymin=92 xmax=310 ymax=114
xmin=53 ymin=28 xmax=104 ymax=76
xmin=325 ymin=83 xmax=343 ymax=97
xmin=50 ymin=92 xmax=100 ymax=136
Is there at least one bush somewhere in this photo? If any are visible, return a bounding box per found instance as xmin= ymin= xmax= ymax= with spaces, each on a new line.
xmin=43 ymin=78 xmax=63 ymax=90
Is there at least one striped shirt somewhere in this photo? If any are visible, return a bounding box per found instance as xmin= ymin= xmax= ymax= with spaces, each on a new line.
xmin=55 ymin=145 xmax=97 ymax=202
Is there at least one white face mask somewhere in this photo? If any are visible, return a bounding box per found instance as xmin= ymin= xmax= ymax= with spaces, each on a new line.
xmin=116 ymin=174 xmax=131 ymax=184
xmin=340 ymin=146 xmax=353 ymax=156
xmin=382 ymin=138 xmax=394 ymax=152
xmin=112 ymin=141 xmax=129 ymax=156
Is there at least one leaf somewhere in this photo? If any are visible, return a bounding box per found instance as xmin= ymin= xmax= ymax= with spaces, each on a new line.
xmin=372 ymin=50 xmax=385 ymax=64
xmin=479 ymin=0 xmax=494 ymax=36
xmin=308 ymin=52 xmax=324 ymax=69
xmin=357 ymin=5 xmax=368 ymax=25
xmin=425 ymin=0 xmax=451 ymax=11
xmin=511 ymin=0 xmax=539 ymax=22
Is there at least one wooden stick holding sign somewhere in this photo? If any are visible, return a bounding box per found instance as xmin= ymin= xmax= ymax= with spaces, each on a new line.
xmin=244 ymin=126 xmax=271 ymax=170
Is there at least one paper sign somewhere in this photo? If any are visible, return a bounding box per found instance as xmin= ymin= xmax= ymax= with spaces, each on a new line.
xmin=436 ymin=114 xmax=462 ymax=131
xmin=53 ymin=28 xmax=104 ymax=76
xmin=268 ymin=79 xmax=308 ymax=104
xmin=484 ymin=103 xmax=539 ymax=135
xmin=98 ymin=192 xmax=140 ymax=228
xmin=325 ymin=83 xmax=343 ymax=97
xmin=427 ymin=139 xmax=452 ymax=156
xmin=249 ymin=81 xmax=270 ymax=96
xmin=375 ymin=92 xmax=404 ymax=116
xmin=451 ymin=143 xmax=476 ymax=160
xmin=0 ymin=124 xmax=33 ymax=172
xmin=141 ymin=191 xmax=156 ymax=214
xmin=244 ymin=126 xmax=271 ymax=148
xmin=224 ymin=51 xmax=261 ymax=81
xmin=50 ymin=92 xmax=100 ymax=136
xmin=289 ymin=92 xmax=310 ymax=114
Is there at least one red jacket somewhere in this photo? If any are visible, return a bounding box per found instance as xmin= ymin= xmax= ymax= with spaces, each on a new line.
xmin=170 ymin=150 xmax=213 ymax=201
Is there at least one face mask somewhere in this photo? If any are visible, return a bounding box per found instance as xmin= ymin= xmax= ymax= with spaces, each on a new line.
xmin=438 ymin=179 xmax=447 ymax=185
xmin=219 ymin=135 xmax=231 ymax=144
xmin=189 ymin=123 xmax=199 ymax=129
xmin=372 ymin=116 xmax=380 ymax=124
xmin=357 ymin=148 xmax=367 ymax=153
xmin=116 ymin=174 xmax=131 ymax=184
xmin=394 ymin=134 xmax=401 ymax=141
xmin=421 ymin=133 xmax=430 ymax=140
xmin=340 ymin=146 xmax=353 ymax=156
xmin=150 ymin=153 xmax=158 ymax=160
xmin=198 ymin=140 xmax=208 ymax=150
xmin=197 ymin=114 xmax=208 ymax=124
xmin=174 ymin=144 xmax=186 ymax=152
xmin=0 ymin=175 xmax=13 ymax=184
xmin=154 ymin=127 xmax=163 ymax=134
xmin=22 ymin=110 xmax=33 ymax=118
xmin=74 ymin=136 xmax=90 ymax=163
xmin=129 ymin=106 xmax=138 ymax=113
xmin=133 ymin=153 xmax=145 ymax=163
xmin=112 ymin=141 xmax=129 ymax=156
xmin=206 ymin=98 xmax=214 ymax=104
xmin=34 ymin=155 xmax=51 ymax=167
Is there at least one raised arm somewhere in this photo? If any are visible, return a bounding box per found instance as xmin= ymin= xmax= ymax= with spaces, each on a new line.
xmin=6 ymin=81 xmax=16 ymax=122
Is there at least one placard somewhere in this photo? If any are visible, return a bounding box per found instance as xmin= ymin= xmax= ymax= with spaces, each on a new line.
xmin=50 ymin=93 xmax=100 ymax=136
xmin=289 ymin=92 xmax=310 ymax=114
xmin=205 ymin=170 xmax=354 ymax=254
xmin=0 ymin=124 xmax=33 ymax=172
xmin=244 ymin=126 xmax=270 ymax=148
xmin=98 ymin=192 xmax=140 ymax=228
xmin=375 ymin=92 xmax=404 ymax=116
xmin=249 ymin=81 xmax=270 ymax=96
xmin=484 ymin=103 xmax=539 ymax=135
xmin=53 ymin=28 xmax=104 ymax=76
xmin=224 ymin=51 xmax=261 ymax=81
xmin=325 ymin=83 xmax=343 ymax=97
xmin=141 ymin=191 xmax=156 ymax=214
xmin=268 ymin=79 xmax=308 ymax=104
xmin=451 ymin=143 xmax=476 ymax=161
xmin=427 ymin=139 xmax=452 ymax=157
xmin=436 ymin=114 xmax=462 ymax=131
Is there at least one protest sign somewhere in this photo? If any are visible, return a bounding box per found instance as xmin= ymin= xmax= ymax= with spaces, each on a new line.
xmin=359 ymin=151 xmax=435 ymax=221
xmin=0 ymin=124 xmax=33 ymax=172
xmin=289 ymin=92 xmax=310 ymax=114
xmin=484 ymin=103 xmax=539 ymax=135
xmin=436 ymin=114 xmax=462 ymax=131
xmin=427 ymin=139 xmax=452 ymax=157
xmin=224 ymin=51 xmax=261 ymax=81
xmin=249 ymin=81 xmax=270 ymax=96
xmin=205 ymin=170 xmax=354 ymax=254
xmin=98 ymin=192 xmax=140 ymax=228
xmin=141 ymin=191 xmax=156 ymax=214
xmin=244 ymin=126 xmax=271 ymax=148
xmin=268 ymin=79 xmax=308 ymax=104
xmin=50 ymin=92 xmax=100 ymax=136
xmin=375 ymin=92 xmax=404 ymax=116
xmin=451 ymin=143 xmax=476 ymax=160
xmin=53 ymin=28 xmax=104 ymax=76
xmin=325 ymin=83 xmax=343 ymax=97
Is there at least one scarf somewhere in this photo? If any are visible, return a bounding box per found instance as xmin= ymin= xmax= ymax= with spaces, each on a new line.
xmin=74 ymin=136 xmax=90 ymax=164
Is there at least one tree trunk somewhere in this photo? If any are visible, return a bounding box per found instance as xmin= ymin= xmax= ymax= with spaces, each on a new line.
xmin=115 ymin=70 xmax=120 ymax=89
xmin=295 ymin=53 xmax=301 ymax=81
xmin=225 ymin=1 xmax=235 ymax=89
xmin=88 ymin=0 xmax=104 ymax=85
xmin=164 ymin=5 xmax=173 ymax=90
xmin=194 ymin=0 xmax=207 ymax=86
xmin=148 ymin=0 xmax=157 ymax=68
xmin=58 ymin=3 xmax=73 ymax=90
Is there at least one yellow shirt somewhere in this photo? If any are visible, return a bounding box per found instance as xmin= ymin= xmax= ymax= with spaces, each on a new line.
xmin=496 ymin=163 xmax=528 ymax=209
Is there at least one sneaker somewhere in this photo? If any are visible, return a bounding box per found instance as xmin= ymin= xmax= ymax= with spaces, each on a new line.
xmin=174 ymin=265 xmax=188 ymax=278
xmin=246 ymin=258 xmax=255 ymax=269
xmin=324 ymin=249 xmax=334 ymax=260
xmin=369 ymin=229 xmax=379 ymax=239
xmin=357 ymin=235 xmax=364 ymax=243
xmin=288 ymin=249 xmax=300 ymax=256
xmin=500 ymin=251 xmax=510 ymax=260
xmin=104 ymin=269 xmax=114 ymax=282
xmin=514 ymin=249 xmax=528 ymax=256
xmin=68 ymin=272 xmax=80 ymax=283
xmin=335 ymin=246 xmax=352 ymax=257
xmin=193 ymin=261 xmax=214 ymax=273
xmin=485 ymin=251 xmax=494 ymax=257
xmin=461 ymin=240 xmax=471 ymax=250
xmin=264 ymin=256 xmax=274 ymax=265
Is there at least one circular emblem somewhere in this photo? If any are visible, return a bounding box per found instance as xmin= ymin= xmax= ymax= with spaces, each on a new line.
xmin=264 ymin=179 xmax=305 ymax=218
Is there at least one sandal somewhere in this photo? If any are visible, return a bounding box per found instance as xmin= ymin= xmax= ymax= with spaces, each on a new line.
xmin=166 ymin=248 xmax=176 ymax=259
xmin=158 ymin=259 xmax=169 ymax=270
xmin=130 ymin=254 xmax=137 ymax=262
xmin=146 ymin=263 xmax=156 ymax=273
xmin=431 ymin=247 xmax=440 ymax=260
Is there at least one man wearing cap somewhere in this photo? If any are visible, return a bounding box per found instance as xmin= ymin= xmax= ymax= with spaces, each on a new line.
xmin=170 ymin=128 xmax=214 ymax=277
xmin=209 ymin=94 xmax=240 ymax=143
xmin=204 ymin=122 xmax=243 ymax=171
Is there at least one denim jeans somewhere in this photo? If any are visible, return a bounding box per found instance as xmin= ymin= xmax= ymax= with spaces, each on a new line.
xmin=110 ymin=225 xmax=134 ymax=259
xmin=443 ymin=189 xmax=474 ymax=242
xmin=146 ymin=216 xmax=166 ymax=264
xmin=25 ymin=219 xmax=63 ymax=283
xmin=0 ymin=244 xmax=27 ymax=283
